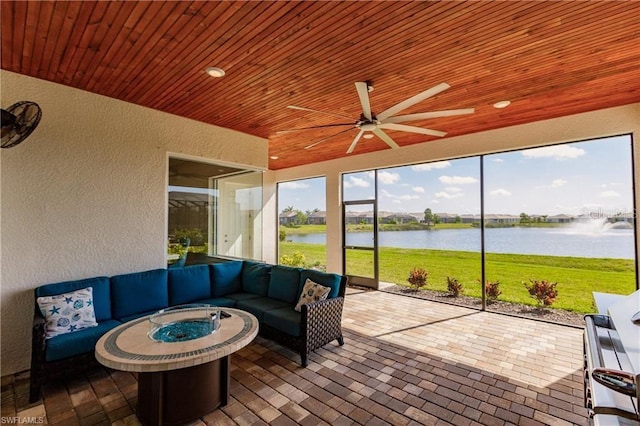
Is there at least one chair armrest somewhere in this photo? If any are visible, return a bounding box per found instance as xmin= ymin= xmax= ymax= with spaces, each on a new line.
xmin=301 ymin=296 xmax=344 ymax=339
xmin=30 ymin=315 xmax=47 ymax=374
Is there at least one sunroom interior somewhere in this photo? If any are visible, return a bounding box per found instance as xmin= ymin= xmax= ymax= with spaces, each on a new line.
xmin=1 ymin=1 xmax=640 ymax=424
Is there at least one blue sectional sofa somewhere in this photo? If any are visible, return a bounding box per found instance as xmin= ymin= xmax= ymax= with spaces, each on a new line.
xmin=29 ymin=260 xmax=347 ymax=402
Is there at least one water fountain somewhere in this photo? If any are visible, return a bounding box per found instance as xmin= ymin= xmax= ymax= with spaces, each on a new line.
xmin=563 ymin=217 xmax=632 ymax=235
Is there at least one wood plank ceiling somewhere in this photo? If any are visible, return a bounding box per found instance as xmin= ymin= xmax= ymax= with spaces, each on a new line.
xmin=2 ymin=1 xmax=639 ymax=170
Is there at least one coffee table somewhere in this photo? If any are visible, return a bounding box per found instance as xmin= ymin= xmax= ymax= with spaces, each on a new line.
xmin=95 ymin=306 xmax=258 ymax=425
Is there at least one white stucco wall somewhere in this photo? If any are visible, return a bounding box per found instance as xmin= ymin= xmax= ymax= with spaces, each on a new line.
xmin=0 ymin=71 xmax=268 ymax=375
xmin=263 ymin=104 xmax=640 ymax=276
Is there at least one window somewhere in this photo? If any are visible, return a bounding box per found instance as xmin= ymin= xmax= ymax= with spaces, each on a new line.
xmin=168 ymin=158 xmax=262 ymax=262
xmin=277 ymin=177 xmax=326 ymax=268
xmin=337 ymin=135 xmax=636 ymax=318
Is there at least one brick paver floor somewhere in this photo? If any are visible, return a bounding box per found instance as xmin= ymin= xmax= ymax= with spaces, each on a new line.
xmin=1 ymin=287 xmax=588 ymax=425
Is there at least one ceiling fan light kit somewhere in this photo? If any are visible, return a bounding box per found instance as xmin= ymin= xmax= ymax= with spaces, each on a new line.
xmin=283 ymin=81 xmax=475 ymax=153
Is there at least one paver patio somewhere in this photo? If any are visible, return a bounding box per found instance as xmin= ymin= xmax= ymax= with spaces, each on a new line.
xmin=1 ymin=287 xmax=587 ymax=425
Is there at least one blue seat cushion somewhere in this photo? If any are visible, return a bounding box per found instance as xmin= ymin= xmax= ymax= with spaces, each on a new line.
xmin=236 ymin=297 xmax=291 ymax=322
xmin=300 ymin=270 xmax=343 ymax=299
xmin=263 ymin=307 xmax=301 ymax=337
xmin=268 ymin=265 xmax=302 ymax=304
xmin=210 ymin=261 xmax=243 ymax=297
xmin=45 ymin=319 xmax=121 ymax=362
xmin=195 ymin=297 xmax=237 ymax=308
xmin=168 ymin=265 xmax=211 ymax=305
xmin=225 ymin=292 xmax=260 ymax=302
xmin=111 ymin=269 xmax=168 ymax=320
xmin=241 ymin=261 xmax=271 ymax=296
xmin=36 ymin=276 xmax=112 ymax=322
xmin=118 ymin=309 xmax=159 ymax=323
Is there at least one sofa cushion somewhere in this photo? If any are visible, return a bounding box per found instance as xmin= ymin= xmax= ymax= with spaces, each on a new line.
xmin=118 ymin=309 xmax=162 ymax=323
xmin=45 ymin=319 xmax=121 ymax=362
xmin=241 ymin=261 xmax=271 ymax=296
xmin=35 ymin=276 xmax=111 ymax=322
xmin=210 ymin=261 xmax=243 ymax=297
xmin=111 ymin=269 xmax=168 ymax=320
xmin=195 ymin=297 xmax=237 ymax=308
xmin=168 ymin=265 xmax=211 ymax=305
xmin=37 ymin=287 xmax=98 ymax=339
xmin=263 ymin=307 xmax=301 ymax=337
xmin=300 ymin=269 xmax=342 ymax=299
xmin=236 ymin=297 xmax=291 ymax=322
xmin=294 ymin=279 xmax=331 ymax=312
xmin=225 ymin=292 xmax=261 ymax=302
xmin=268 ymin=265 xmax=302 ymax=304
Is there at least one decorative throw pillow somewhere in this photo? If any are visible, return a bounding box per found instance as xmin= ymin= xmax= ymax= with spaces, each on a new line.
xmin=294 ymin=278 xmax=331 ymax=312
xmin=36 ymin=287 xmax=98 ymax=339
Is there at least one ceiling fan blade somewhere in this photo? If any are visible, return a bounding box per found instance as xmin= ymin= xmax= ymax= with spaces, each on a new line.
xmin=372 ymin=128 xmax=400 ymax=150
xmin=383 ymin=108 xmax=475 ymax=124
xmin=346 ymin=129 xmax=365 ymax=154
xmin=355 ymin=82 xmax=372 ymax=121
xmin=377 ymin=82 xmax=451 ymax=121
xmin=379 ymin=123 xmax=447 ymax=137
xmin=287 ymin=105 xmax=353 ymax=120
xmin=277 ymin=123 xmax=354 ymax=134
xmin=304 ymin=127 xmax=355 ymax=150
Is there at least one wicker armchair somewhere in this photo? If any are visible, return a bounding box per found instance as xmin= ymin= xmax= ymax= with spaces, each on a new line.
xmin=260 ymin=275 xmax=347 ymax=366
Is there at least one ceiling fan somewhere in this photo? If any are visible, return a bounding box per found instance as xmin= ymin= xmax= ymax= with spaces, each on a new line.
xmin=281 ymin=82 xmax=474 ymax=154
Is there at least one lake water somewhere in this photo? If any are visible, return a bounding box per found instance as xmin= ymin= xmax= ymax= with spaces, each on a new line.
xmin=285 ymin=225 xmax=635 ymax=259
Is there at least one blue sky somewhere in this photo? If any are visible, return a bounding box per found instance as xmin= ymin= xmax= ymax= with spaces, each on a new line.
xmin=278 ymin=135 xmax=633 ymax=216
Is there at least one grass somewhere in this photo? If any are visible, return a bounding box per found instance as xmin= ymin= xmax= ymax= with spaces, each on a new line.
xmin=278 ymin=241 xmax=636 ymax=314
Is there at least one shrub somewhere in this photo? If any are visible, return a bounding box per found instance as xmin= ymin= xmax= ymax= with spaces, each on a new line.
xmin=446 ymin=276 xmax=464 ymax=297
xmin=524 ymin=279 xmax=558 ymax=308
xmin=479 ymin=279 xmax=501 ymax=302
xmin=279 ymin=228 xmax=287 ymax=242
xmin=279 ymin=251 xmax=306 ymax=267
xmin=407 ymin=267 xmax=428 ymax=290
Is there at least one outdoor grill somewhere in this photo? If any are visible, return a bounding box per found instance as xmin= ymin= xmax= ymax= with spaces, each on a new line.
xmin=583 ymin=290 xmax=640 ymax=425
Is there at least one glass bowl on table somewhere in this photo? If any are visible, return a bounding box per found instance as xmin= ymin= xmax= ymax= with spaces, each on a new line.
xmin=148 ymin=304 xmax=221 ymax=343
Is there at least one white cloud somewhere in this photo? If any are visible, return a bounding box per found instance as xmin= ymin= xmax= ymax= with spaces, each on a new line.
xmin=412 ymin=186 xmax=425 ymax=193
xmin=522 ymin=145 xmax=585 ymax=159
xmin=490 ymin=188 xmax=512 ymax=196
xmin=381 ymin=189 xmax=418 ymax=201
xmin=601 ymin=182 xmax=623 ymax=188
xmin=439 ymin=175 xmax=478 ymax=185
xmin=411 ymin=161 xmax=451 ymax=171
xmin=551 ymin=179 xmax=568 ymax=188
xmin=492 ymin=158 xmax=504 ymax=163
xmin=435 ymin=191 xmax=463 ymax=199
xmin=600 ymin=190 xmax=621 ymax=198
xmin=444 ymin=187 xmax=462 ymax=193
xmin=279 ymin=181 xmax=310 ymax=190
xmin=343 ymin=176 xmax=370 ymax=188
xmin=378 ymin=171 xmax=400 ymax=184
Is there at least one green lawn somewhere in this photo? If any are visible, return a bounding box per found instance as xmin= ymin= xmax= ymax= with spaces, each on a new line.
xmin=278 ymin=241 xmax=636 ymax=314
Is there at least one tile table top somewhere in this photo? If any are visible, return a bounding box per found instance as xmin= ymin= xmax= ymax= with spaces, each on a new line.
xmin=95 ymin=307 xmax=258 ymax=372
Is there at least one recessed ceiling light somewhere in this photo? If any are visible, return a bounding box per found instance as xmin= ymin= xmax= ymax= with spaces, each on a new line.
xmin=493 ymin=100 xmax=511 ymax=109
xmin=270 ymin=155 xmax=279 ymax=160
xmin=205 ymin=67 xmax=225 ymax=78
xmin=363 ymin=133 xmax=374 ymax=139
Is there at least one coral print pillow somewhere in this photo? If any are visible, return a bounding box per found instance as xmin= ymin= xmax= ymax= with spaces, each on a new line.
xmin=37 ymin=287 xmax=98 ymax=339
xmin=295 ymin=278 xmax=331 ymax=312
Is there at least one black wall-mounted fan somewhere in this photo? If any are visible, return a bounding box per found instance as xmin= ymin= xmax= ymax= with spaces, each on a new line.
xmin=1 ymin=101 xmax=42 ymax=149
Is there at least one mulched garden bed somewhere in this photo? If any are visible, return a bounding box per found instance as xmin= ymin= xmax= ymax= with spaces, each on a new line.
xmin=379 ymin=285 xmax=586 ymax=328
